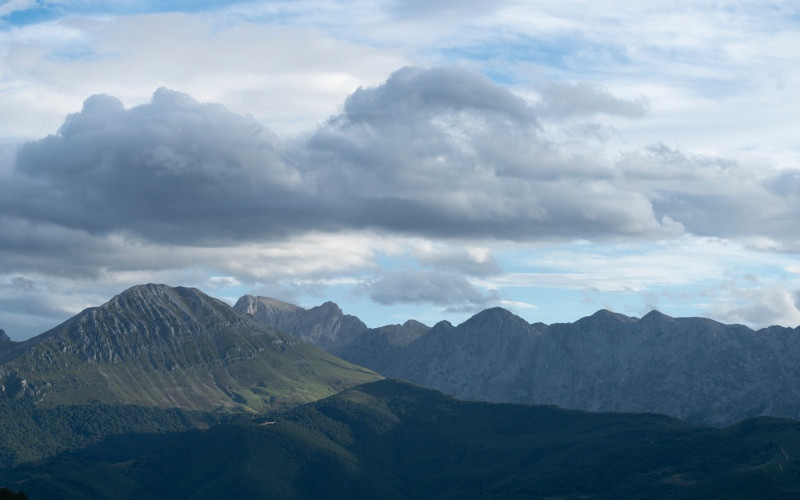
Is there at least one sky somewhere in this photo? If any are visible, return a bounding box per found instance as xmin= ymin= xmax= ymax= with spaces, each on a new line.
xmin=1 ymin=0 xmax=800 ymax=340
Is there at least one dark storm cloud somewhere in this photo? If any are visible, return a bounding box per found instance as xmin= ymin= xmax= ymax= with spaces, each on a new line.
xmin=3 ymin=66 xmax=680 ymax=252
xmin=9 ymin=88 xmax=317 ymax=244
xmin=9 ymin=65 xmax=799 ymax=256
xmin=307 ymin=66 xmax=678 ymax=240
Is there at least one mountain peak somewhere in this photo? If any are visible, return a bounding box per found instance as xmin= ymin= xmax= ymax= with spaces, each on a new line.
xmin=1 ymin=284 xmax=380 ymax=410
xmin=312 ymin=301 xmax=344 ymax=314
xmin=0 ymin=329 xmax=9 ymax=342
xmin=639 ymin=310 xmax=673 ymax=324
xmin=590 ymin=309 xmax=634 ymax=321
xmin=575 ymin=309 xmax=637 ymax=328
xmin=461 ymin=307 xmax=529 ymax=331
xmin=234 ymin=295 xmax=303 ymax=316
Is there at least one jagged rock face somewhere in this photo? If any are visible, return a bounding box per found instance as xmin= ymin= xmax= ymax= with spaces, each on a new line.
xmin=0 ymin=284 xmax=381 ymax=410
xmin=380 ymin=308 xmax=800 ymax=426
xmin=377 ymin=309 xmax=545 ymax=403
xmin=0 ymin=329 xmax=10 ymax=342
xmin=243 ymin=296 xmax=800 ymax=426
xmin=236 ymin=295 xmax=430 ymax=366
xmin=234 ymin=295 xmax=369 ymax=350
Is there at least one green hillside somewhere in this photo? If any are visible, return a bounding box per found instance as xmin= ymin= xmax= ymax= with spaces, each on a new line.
xmin=0 ymin=285 xmax=381 ymax=412
xmin=2 ymin=379 xmax=799 ymax=499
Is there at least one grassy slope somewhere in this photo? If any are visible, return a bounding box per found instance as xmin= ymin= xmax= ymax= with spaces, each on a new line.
xmin=1 ymin=285 xmax=382 ymax=412
xmin=2 ymin=379 xmax=800 ymax=499
xmin=21 ymin=342 xmax=381 ymax=412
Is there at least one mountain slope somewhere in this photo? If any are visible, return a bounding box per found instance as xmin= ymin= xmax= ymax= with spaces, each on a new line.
xmin=234 ymin=294 xmax=429 ymax=365
xmin=0 ymin=284 xmax=380 ymax=411
xmin=382 ymin=308 xmax=800 ymax=425
xmin=2 ymin=379 xmax=799 ymax=499
xmin=234 ymin=295 xmax=370 ymax=350
xmin=240 ymin=297 xmax=800 ymax=426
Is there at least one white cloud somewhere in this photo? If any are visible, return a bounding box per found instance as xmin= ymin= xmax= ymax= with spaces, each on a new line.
xmin=710 ymin=286 xmax=800 ymax=329
xmin=2 ymin=1 xmax=800 ymax=337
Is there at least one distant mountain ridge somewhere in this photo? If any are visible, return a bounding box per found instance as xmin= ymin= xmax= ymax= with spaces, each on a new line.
xmin=240 ymin=297 xmax=800 ymax=426
xmin=233 ymin=295 xmax=428 ymax=363
xmin=234 ymin=295 xmax=370 ymax=350
xmin=0 ymin=284 xmax=380 ymax=410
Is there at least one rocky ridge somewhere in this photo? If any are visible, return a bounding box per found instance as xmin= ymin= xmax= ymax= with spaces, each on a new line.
xmin=234 ymin=295 xmax=429 ymax=361
xmin=234 ymin=295 xmax=370 ymax=350
xmin=0 ymin=284 xmax=380 ymax=410
xmin=241 ymin=297 xmax=800 ymax=426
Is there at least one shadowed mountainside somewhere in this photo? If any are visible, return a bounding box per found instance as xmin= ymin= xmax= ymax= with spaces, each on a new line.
xmin=234 ymin=295 xmax=428 ymax=362
xmin=240 ymin=297 xmax=800 ymax=426
xmin=1 ymin=379 xmax=799 ymax=499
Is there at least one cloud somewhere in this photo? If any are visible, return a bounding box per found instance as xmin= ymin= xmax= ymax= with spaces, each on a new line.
xmin=412 ymin=243 xmax=503 ymax=277
xmin=6 ymin=65 xmax=800 ymax=266
xmin=3 ymin=66 xmax=687 ymax=255
xmin=307 ymin=66 xmax=681 ymax=240
xmin=709 ymin=285 xmax=800 ymax=328
xmin=9 ymin=88 xmax=316 ymax=244
xmin=535 ymin=82 xmax=649 ymax=119
xmin=385 ymin=0 xmax=504 ymax=20
xmin=0 ymin=0 xmax=35 ymax=19
xmin=357 ymin=269 xmax=499 ymax=309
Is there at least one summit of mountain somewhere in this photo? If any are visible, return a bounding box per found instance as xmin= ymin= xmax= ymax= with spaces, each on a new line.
xmin=234 ymin=295 xmax=368 ymax=350
xmin=459 ymin=306 xmax=532 ymax=331
xmin=0 ymin=284 xmax=381 ymax=411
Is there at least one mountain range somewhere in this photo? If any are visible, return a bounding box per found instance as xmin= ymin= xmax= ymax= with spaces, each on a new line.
xmin=0 ymin=284 xmax=380 ymax=412
xmin=236 ymin=296 xmax=800 ymax=426
xmin=1 ymin=284 xmax=800 ymax=497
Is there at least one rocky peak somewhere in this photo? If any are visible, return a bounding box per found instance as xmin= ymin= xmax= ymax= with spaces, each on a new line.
xmin=21 ymin=283 xmax=284 ymax=370
xmin=639 ymin=309 xmax=672 ymax=324
xmin=431 ymin=320 xmax=454 ymax=330
xmin=573 ymin=309 xmax=636 ymax=333
xmin=0 ymin=329 xmax=10 ymax=342
xmin=312 ymin=301 xmax=343 ymax=315
xmin=235 ymin=295 xmax=302 ymax=316
xmin=0 ymin=284 xmax=380 ymax=411
xmin=236 ymin=295 xmax=368 ymax=350
xmin=367 ymin=319 xmax=430 ymax=347
xmin=460 ymin=307 xmax=529 ymax=332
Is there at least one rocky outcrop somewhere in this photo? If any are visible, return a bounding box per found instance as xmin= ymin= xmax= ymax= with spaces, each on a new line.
xmin=235 ymin=295 xmax=429 ymax=365
xmin=234 ymin=295 xmax=370 ymax=350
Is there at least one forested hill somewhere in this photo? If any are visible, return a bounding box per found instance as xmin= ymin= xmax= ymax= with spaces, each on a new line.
xmin=1 ymin=379 xmax=799 ymax=499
